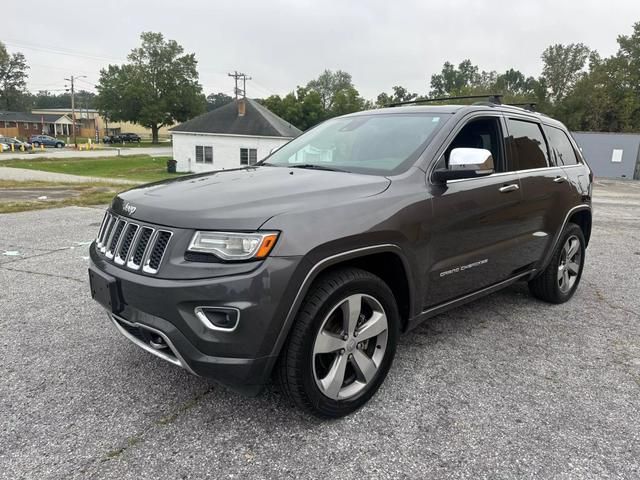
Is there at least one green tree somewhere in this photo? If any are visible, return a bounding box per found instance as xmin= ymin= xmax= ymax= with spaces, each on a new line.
xmin=541 ymin=43 xmax=591 ymax=103
xmin=306 ymin=70 xmax=355 ymax=111
xmin=557 ymin=24 xmax=640 ymax=132
xmin=0 ymin=41 xmax=29 ymax=110
xmin=429 ymin=60 xmax=488 ymax=97
xmin=261 ymin=86 xmax=325 ymax=131
xmin=96 ymin=32 xmax=205 ymax=143
xmin=375 ymin=85 xmax=417 ymax=107
xmin=206 ymin=92 xmax=233 ymax=111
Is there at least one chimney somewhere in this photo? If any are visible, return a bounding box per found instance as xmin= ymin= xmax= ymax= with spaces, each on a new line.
xmin=237 ymin=98 xmax=246 ymax=117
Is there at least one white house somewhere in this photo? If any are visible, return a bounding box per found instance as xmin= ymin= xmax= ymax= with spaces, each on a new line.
xmin=170 ymin=98 xmax=302 ymax=173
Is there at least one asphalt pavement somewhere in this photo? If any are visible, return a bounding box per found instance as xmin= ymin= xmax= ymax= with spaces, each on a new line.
xmin=0 ymin=180 xmax=638 ymax=479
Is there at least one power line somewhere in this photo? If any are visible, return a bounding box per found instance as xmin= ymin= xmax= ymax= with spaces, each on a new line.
xmin=3 ymin=39 xmax=124 ymax=63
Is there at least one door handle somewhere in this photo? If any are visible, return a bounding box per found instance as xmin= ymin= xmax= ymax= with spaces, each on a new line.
xmin=499 ymin=184 xmax=519 ymax=193
xmin=553 ymin=175 xmax=568 ymax=183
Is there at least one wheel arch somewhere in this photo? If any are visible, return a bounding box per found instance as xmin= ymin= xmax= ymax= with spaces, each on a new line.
xmin=267 ymin=245 xmax=414 ymax=372
xmin=539 ymin=204 xmax=591 ymax=273
xmin=568 ymin=208 xmax=592 ymax=247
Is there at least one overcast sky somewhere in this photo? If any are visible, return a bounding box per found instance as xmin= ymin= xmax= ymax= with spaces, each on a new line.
xmin=4 ymin=0 xmax=640 ymax=100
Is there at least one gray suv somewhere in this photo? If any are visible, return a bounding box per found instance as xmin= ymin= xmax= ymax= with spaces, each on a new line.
xmin=89 ymin=98 xmax=592 ymax=418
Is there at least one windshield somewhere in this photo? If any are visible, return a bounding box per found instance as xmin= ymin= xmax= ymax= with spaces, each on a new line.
xmin=263 ymin=113 xmax=445 ymax=175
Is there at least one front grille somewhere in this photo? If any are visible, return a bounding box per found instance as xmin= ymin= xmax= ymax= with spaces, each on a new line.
xmin=130 ymin=227 xmax=153 ymax=268
xmin=147 ymin=231 xmax=171 ymax=272
xmin=95 ymin=211 xmax=172 ymax=275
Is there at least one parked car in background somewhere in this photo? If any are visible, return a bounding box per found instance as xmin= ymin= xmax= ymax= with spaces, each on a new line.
xmin=29 ymin=135 xmax=65 ymax=148
xmin=0 ymin=137 xmax=32 ymax=151
xmin=103 ymin=133 xmax=141 ymax=144
xmin=120 ymin=133 xmax=142 ymax=143
xmin=103 ymin=135 xmax=122 ymax=144
xmin=0 ymin=142 xmax=8 ymax=152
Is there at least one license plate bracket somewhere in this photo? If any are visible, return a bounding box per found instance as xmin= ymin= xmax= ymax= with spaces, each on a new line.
xmin=88 ymin=268 xmax=122 ymax=313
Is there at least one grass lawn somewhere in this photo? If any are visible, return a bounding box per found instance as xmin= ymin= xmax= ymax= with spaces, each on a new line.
xmin=2 ymin=154 xmax=186 ymax=182
xmin=0 ymin=180 xmax=124 ymax=214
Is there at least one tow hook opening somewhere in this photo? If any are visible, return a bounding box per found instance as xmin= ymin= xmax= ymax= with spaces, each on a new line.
xmin=149 ymin=335 xmax=168 ymax=350
xmin=138 ymin=327 xmax=169 ymax=350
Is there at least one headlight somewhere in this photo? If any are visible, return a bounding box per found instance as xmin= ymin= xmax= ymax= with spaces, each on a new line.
xmin=187 ymin=231 xmax=279 ymax=261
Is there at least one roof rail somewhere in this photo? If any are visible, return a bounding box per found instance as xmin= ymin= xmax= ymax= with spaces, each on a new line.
xmin=507 ymin=102 xmax=537 ymax=112
xmin=387 ymin=94 xmax=503 ymax=108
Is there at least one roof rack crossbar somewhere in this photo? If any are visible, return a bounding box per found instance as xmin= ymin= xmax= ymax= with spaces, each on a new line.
xmin=387 ymin=94 xmax=503 ymax=108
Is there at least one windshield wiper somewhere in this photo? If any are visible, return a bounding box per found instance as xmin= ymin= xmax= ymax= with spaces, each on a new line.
xmin=288 ymin=164 xmax=351 ymax=173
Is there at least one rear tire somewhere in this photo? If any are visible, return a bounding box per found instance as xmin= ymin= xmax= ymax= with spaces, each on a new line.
xmin=55 ymin=142 xmax=63 ymax=148
xmin=32 ymin=141 xmax=40 ymax=147
xmin=277 ymin=267 xmax=399 ymax=418
xmin=529 ymin=222 xmax=585 ymax=303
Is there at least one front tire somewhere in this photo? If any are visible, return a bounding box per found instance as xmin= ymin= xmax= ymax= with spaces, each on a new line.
xmin=277 ymin=267 xmax=399 ymax=418
xmin=55 ymin=142 xmax=63 ymax=148
xmin=32 ymin=141 xmax=40 ymax=147
xmin=529 ymin=222 xmax=585 ymax=303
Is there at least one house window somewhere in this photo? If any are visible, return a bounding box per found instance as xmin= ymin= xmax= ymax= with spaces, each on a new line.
xmin=240 ymin=148 xmax=258 ymax=165
xmin=23 ymin=123 xmax=29 ymax=129
xmin=195 ymin=145 xmax=213 ymax=164
xmin=32 ymin=123 xmax=39 ymax=131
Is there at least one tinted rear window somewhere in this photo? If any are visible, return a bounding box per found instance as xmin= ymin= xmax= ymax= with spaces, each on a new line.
xmin=543 ymin=125 xmax=579 ymax=166
xmin=506 ymin=119 xmax=550 ymax=170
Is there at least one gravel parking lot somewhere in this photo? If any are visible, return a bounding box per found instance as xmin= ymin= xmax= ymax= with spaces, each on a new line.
xmin=1 ymin=180 xmax=639 ymax=479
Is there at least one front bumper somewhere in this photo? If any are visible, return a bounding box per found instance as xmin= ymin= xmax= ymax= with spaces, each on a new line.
xmin=89 ymin=243 xmax=304 ymax=395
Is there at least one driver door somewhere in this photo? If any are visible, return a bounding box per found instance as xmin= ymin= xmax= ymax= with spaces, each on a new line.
xmin=424 ymin=114 xmax=526 ymax=307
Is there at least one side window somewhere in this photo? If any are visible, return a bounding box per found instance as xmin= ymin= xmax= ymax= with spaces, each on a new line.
xmin=240 ymin=148 xmax=258 ymax=165
xmin=195 ymin=146 xmax=213 ymax=164
xmin=543 ymin=125 xmax=579 ymax=166
xmin=204 ymin=146 xmax=213 ymax=164
xmin=440 ymin=117 xmax=504 ymax=171
xmin=505 ymin=119 xmax=550 ymax=170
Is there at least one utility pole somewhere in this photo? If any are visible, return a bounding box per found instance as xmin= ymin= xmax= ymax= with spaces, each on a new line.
xmin=227 ymin=71 xmax=251 ymax=99
xmin=64 ymin=74 xmax=86 ymax=148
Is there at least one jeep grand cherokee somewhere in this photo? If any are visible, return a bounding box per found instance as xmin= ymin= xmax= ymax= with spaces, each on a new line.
xmin=88 ymin=99 xmax=592 ymax=418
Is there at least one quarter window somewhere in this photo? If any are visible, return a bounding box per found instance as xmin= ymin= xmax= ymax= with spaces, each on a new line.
xmin=240 ymin=148 xmax=258 ymax=165
xmin=195 ymin=145 xmax=213 ymax=164
xmin=543 ymin=125 xmax=579 ymax=166
xmin=506 ymin=119 xmax=550 ymax=170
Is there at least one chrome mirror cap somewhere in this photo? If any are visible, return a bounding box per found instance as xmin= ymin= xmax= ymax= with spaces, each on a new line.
xmin=449 ymin=148 xmax=495 ymax=175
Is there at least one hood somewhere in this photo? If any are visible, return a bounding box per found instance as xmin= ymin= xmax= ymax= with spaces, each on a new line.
xmin=112 ymin=166 xmax=391 ymax=230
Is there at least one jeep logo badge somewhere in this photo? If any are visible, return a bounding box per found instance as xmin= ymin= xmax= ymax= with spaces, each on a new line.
xmin=123 ymin=203 xmax=137 ymax=216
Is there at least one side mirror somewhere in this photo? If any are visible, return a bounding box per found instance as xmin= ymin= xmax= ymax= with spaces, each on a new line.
xmin=433 ymin=148 xmax=495 ymax=183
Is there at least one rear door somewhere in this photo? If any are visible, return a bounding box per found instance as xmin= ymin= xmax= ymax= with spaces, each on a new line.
xmin=425 ymin=114 xmax=526 ymax=307
xmin=504 ymin=116 xmax=574 ymax=266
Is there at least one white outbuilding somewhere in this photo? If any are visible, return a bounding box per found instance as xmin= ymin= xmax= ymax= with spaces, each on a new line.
xmin=170 ymin=98 xmax=302 ymax=173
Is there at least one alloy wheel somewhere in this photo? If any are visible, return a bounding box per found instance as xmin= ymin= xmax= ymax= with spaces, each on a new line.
xmin=557 ymin=234 xmax=582 ymax=294
xmin=312 ymin=294 xmax=388 ymax=400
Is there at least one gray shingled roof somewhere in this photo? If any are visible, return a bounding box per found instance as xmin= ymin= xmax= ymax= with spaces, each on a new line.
xmin=170 ymin=98 xmax=302 ymax=138
xmin=0 ymin=111 xmax=68 ymax=123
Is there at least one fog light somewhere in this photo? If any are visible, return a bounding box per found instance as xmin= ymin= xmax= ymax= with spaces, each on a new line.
xmin=194 ymin=307 xmax=239 ymax=332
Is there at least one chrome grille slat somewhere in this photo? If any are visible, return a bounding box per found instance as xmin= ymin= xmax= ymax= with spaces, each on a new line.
xmin=100 ymin=216 xmax=117 ymax=252
xmin=96 ymin=213 xmax=110 ymax=245
xmin=115 ymin=223 xmax=138 ymax=265
xmin=143 ymin=230 xmax=173 ymax=274
xmin=128 ymin=227 xmax=154 ymax=270
xmin=94 ymin=212 xmax=171 ymax=275
xmin=106 ymin=220 xmax=126 ymax=259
